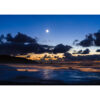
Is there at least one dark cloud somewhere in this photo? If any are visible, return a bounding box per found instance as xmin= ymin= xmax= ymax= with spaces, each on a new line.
xmin=77 ymin=34 xmax=94 ymax=47
xmin=73 ymin=49 xmax=90 ymax=54
xmin=0 ymin=33 xmax=72 ymax=55
xmin=75 ymin=30 xmax=100 ymax=47
xmin=0 ymin=34 xmax=5 ymax=44
xmin=77 ymin=50 xmax=83 ymax=54
xmin=6 ymin=32 xmax=37 ymax=44
xmin=53 ymin=44 xmax=72 ymax=54
xmin=82 ymin=49 xmax=90 ymax=54
xmin=96 ymin=49 xmax=100 ymax=52
xmin=73 ymin=40 xmax=78 ymax=45
xmin=0 ymin=33 xmax=43 ymax=55
xmin=94 ymin=31 xmax=100 ymax=46
xmin=64 ymin=52 xmax=72 ymax=57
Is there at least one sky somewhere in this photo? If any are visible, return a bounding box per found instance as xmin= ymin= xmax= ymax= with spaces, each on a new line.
xmin=0 ymin=15 xmax=100 ymax=54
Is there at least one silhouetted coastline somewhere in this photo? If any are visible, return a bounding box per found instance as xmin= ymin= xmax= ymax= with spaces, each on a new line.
xmin=0 ymin=55 xmax=38 ymax=64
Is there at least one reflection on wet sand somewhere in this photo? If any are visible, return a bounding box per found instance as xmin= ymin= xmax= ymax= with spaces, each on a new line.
xmin=1 ymin=63 xmax=100 ymax=73
xmin=17 ymin=69 xmax=39 ymax=72
xmin=0 ymin=63 xmax=100 ymax=84
xmin=75 ymin=67 xmax=100 ymax=72
xmin=42 ymin=69 xmax=53 ymax=80
xmin=3 ymin=64 xmax=70 ymax=70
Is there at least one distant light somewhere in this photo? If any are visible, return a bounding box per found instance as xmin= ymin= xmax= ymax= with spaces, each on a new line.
xmin=45 ymin=29 xmax=49 ymax=33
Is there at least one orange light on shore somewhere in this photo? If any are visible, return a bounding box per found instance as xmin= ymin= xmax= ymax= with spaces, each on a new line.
xmin=16 ymin=68 xmax=39 ymax=72
xmin=16 ymin=53 xmax=64 ymax=61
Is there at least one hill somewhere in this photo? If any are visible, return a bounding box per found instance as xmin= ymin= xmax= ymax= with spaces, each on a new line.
xmin=0 ymin=55 xmax=38 ymax=64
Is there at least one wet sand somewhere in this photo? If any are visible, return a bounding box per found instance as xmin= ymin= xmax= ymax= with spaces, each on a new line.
xmin=0 ymin=63 xmax=100 ymax=85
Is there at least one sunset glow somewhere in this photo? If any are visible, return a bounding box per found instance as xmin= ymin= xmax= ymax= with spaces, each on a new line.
xmin=16 ymin=53 xmax=64 ymax=61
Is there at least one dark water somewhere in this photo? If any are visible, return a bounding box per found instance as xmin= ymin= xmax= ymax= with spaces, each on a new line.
xmin=40 ymin=69 xmax=100 ymax=84
xmin=0 ymin=65 xmax=100 ymax=85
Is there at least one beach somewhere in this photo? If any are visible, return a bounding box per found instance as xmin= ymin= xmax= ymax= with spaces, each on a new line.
xmin=0 ymin=63 xmax=100 ymax=85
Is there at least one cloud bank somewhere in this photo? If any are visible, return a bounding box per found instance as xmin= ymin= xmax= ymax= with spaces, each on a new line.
xmin=0 ymin=32 xmax=72 ymax=55
xmin=75 ymin=30 xmax=100 ymax=47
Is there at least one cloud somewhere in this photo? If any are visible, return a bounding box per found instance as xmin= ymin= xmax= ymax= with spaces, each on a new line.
xmin=94 ymin=31 xmax=100 ymax=46
xmin=0 ymin=33 xmax=45 ymax=55
xmin=73 ymin=49 xmax=90 ymax=54
xmin=82 ymin=49 xmax=90 ymax=54
xmin=0 ymin=33 xmax=72 ymax=55
xmin=64 ymin=52 xmax=72 ymax=57
xmin=77 ymin=34 xmax=94 ymax=47
xmin=73 ymin=40 xmax=78 ymax=45
xmin=6 ymin=32 xmax=37 ymax=44
xmin=77 ymin=50 xmax=83 ymax=54
xmin=53 ymin=44 xmax=72 ymax=54
xmin=75 ymin=30 xmax=100 ymax=47
xmin=96 ymin=49 xmax=100 ymax=52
